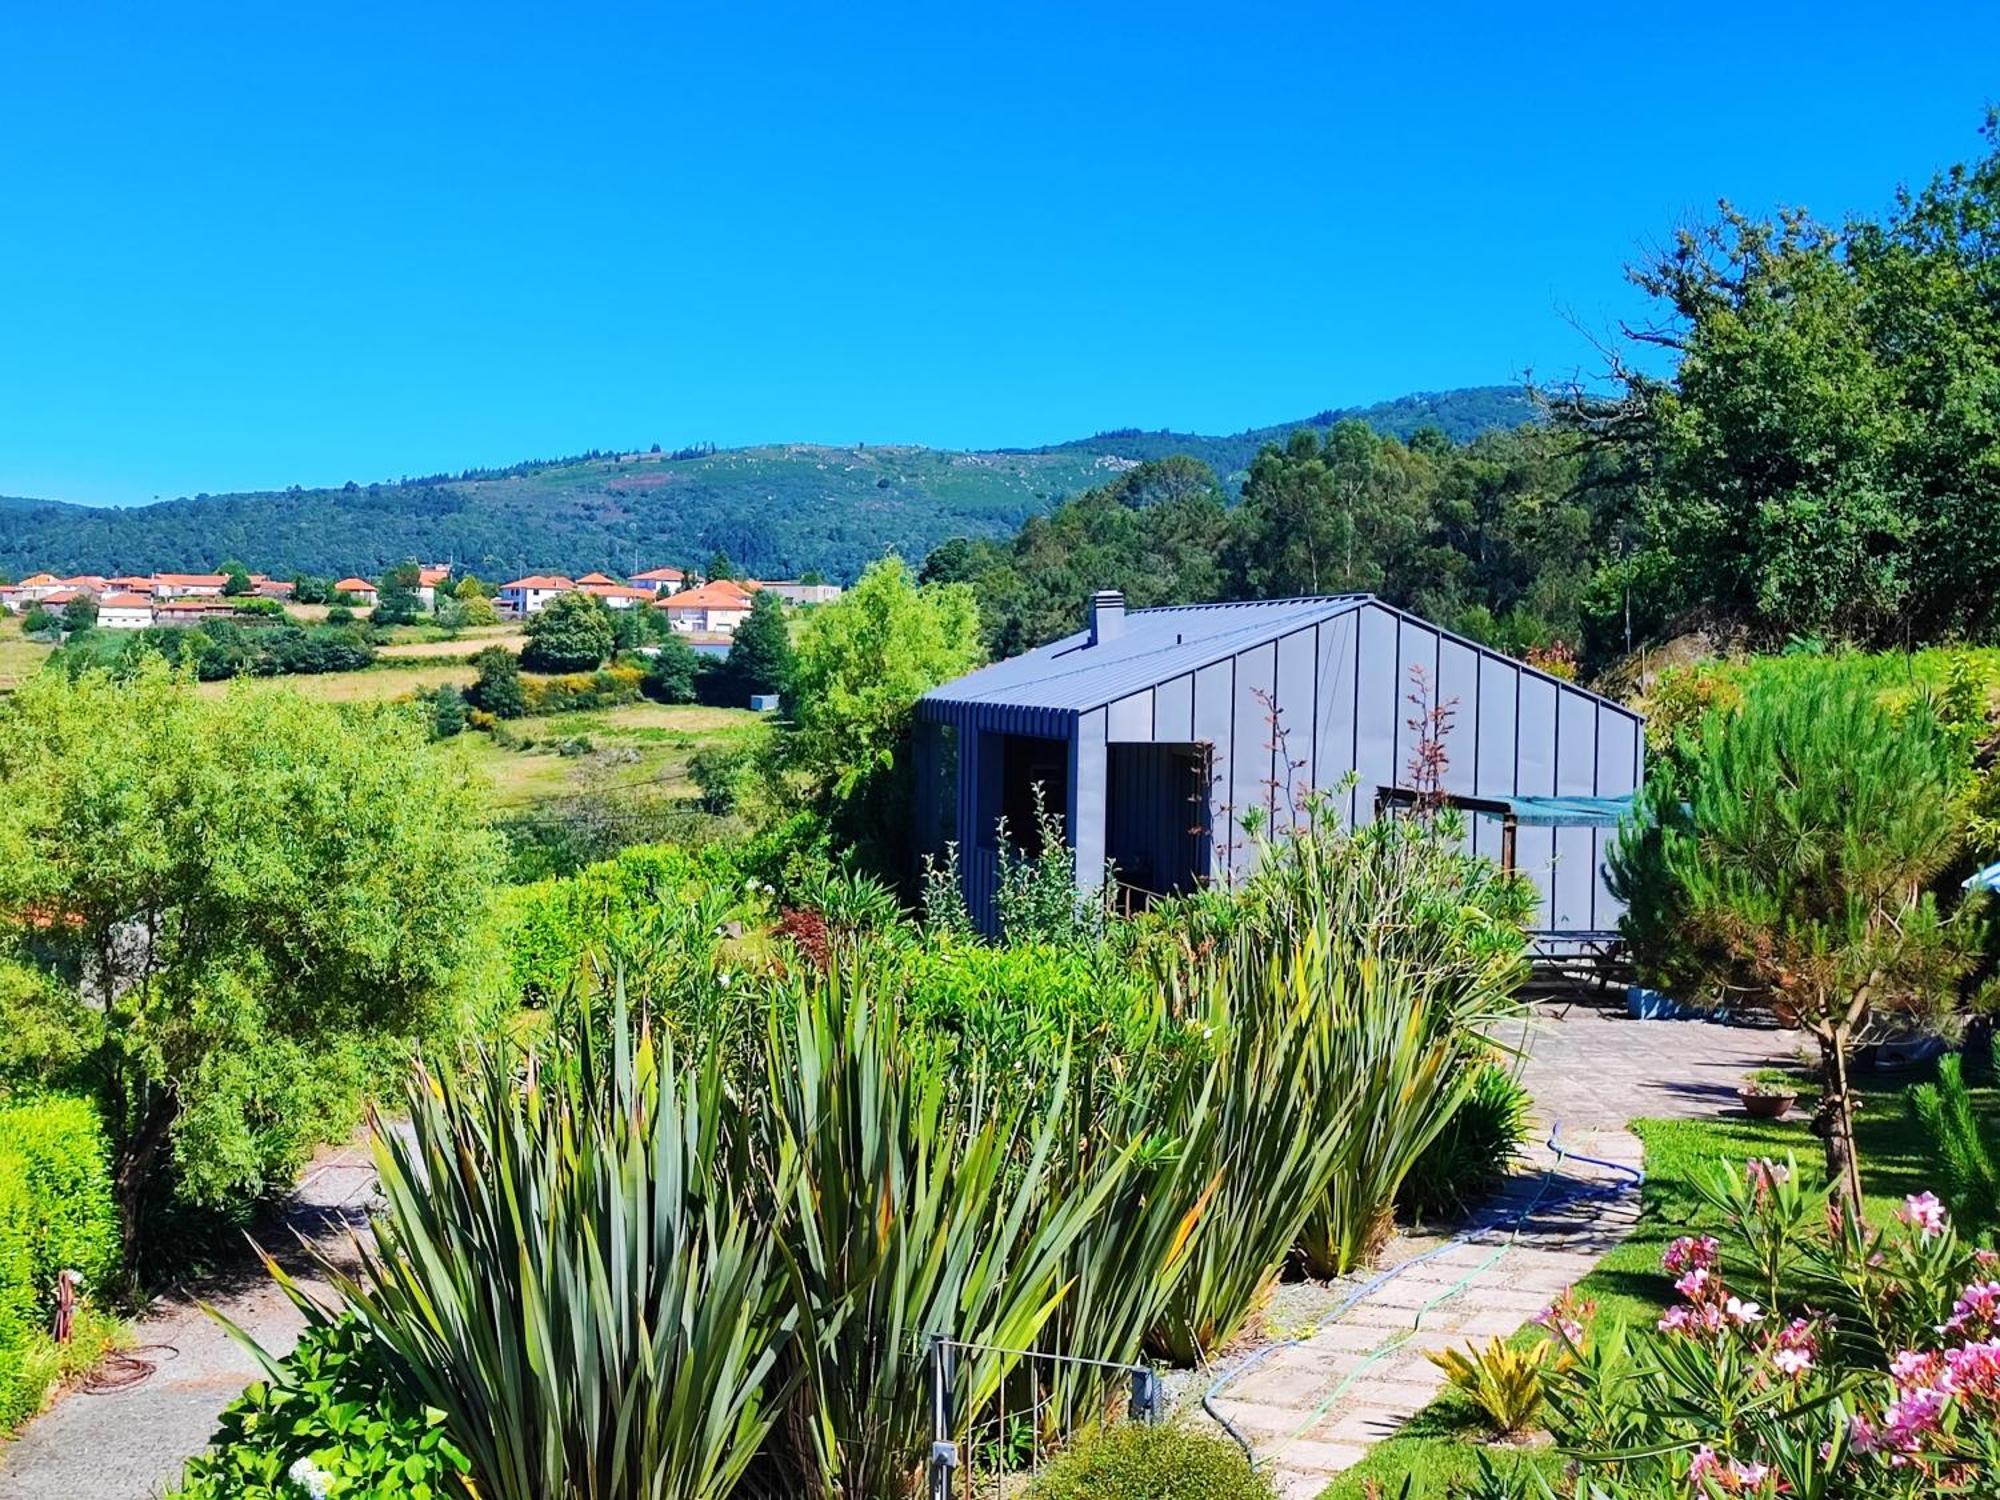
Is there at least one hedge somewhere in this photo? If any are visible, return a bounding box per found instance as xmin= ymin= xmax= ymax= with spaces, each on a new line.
xmin=1027 ymin=1424 xmax=1274 ymax=1499
xmin=0 ymin=1094 xmax=121 ymax=1428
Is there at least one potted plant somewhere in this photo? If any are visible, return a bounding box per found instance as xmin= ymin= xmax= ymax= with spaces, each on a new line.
xmin=1738 ymin=1078 xmax=1798 ymax=1119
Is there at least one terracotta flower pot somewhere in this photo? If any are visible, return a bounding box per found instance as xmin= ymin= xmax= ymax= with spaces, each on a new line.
xmin=1740 ymin=1089 xmax=1796 ymax=1120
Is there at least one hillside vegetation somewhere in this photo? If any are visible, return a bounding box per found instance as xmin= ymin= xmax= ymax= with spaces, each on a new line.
xmin=0 ymin=387 xmax=1532 ymax=583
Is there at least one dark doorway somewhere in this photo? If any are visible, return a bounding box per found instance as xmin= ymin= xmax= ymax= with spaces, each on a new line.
xmin=996 ymin=733 xmax=1069 ymax=855
xmin=1106 ymin=743 xmax=1211 ymax=907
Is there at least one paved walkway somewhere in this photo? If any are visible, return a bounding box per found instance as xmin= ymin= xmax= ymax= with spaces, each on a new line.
xmin=1211 ymin=1003 xmax=1801 ymax=1500
xmin=0 ymin=1135 xmax=379 ymax=1500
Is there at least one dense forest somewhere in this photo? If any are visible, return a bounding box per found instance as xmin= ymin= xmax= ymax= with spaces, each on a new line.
xmin=930 ymin=117 xmax=2000 ymax=670
xmin=0 ymin=389 xmax=1531 ymax=584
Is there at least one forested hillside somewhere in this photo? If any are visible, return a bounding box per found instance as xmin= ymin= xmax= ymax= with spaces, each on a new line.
xmin=0 ymin=388 xmax=1532 ymax=583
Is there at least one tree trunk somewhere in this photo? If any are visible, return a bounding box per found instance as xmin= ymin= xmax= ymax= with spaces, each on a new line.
xmin=1811 ymin=1027 xmax=1864 ymax=1209
xmin=112 ymin=1095 xmax=177 ymax=1283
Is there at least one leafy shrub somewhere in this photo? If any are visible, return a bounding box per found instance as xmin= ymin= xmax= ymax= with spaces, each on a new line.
xmin=520 ymin=591 xmax=614 ymax=673
xmin=1400 ymin=1061 xmax=1532 ymax=1220
xmin=170 ymin=1316 xmax=471 ymax=1500
xmin=1536 ymin=1159 xmax=2000 ymax=1496
xmin=1428 ymin=1336 xmax=1560 ymax=1436
xmin=641 ymin=632 xmax=700 ymax=703
xmin=519 ymin=665 xmax=643 ymax=715
xmin=466 ymin=645 xmax=525 ymax=718
xmin=1026 ymin=1423 xmax=1273 ymax=1500
xmin=0 ymin=1093 xmax=121 ymax=1428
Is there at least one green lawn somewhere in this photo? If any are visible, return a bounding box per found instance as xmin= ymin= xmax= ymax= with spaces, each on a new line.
xmin=1318 ymin=1059 xmax=1999 ymax=1499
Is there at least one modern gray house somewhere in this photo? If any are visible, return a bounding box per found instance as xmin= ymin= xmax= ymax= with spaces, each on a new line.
xmin=914 ymin=592 xmax=1643 ymax=937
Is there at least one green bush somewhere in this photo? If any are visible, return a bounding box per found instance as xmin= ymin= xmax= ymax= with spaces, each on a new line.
xmin=1400 ymin=1061 xmax=1533 ymax=1220
xmin=0 ymin=1093 xmax=121 ymax=1428
xmin=170 ymin=1315 xmax=471 ymax=1500
xmin=1026 ymin=1423 xmax=1274 ymax=1500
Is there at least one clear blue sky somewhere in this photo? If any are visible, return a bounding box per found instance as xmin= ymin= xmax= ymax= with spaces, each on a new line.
xmin=2 ymin=1 xmax=1995 ymax=506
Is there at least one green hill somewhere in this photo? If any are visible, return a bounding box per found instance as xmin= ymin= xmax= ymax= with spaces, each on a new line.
xmin=0 ymin=386 xmax=1533 ymax=583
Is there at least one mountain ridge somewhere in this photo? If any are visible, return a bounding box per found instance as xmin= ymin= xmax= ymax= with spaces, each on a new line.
xmin=0 ymin=385 xmax=1534 ymax=582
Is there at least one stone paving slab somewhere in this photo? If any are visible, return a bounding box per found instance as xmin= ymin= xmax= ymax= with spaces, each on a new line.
xmin=1209 ymin=1005 xmax=1799 ymax=1499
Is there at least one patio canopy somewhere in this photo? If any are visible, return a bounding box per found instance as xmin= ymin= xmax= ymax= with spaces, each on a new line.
xmin=1498 ymin=793 xmax=1637 ymax=828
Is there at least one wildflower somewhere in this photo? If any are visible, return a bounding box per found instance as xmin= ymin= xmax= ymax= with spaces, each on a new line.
xmin=1687 ymin=1446 xmax=1721 ymax=1483
xmin=1725 ymin=1296 xmax=1764 ymax=1326
xmin=1675 ymin=1267 xmax=1711 ymax=1299
xmin=1658 ymin=1304 xmax=1694 ymax=1335
xmin=1534 ymin=1290 xmax=1594 ymax=1347
xmin=1772 ymin=1345 xmax=1813 ymax=1377
xmin=1896 ymin=1192 xmax=1948 ymax=1238
xmin=1744 ymin=1158 xmax=1789 ymax=1200
xmin=1882 ymin=1383 xmax=1950 ymax=1448
xmin=1729 ymin=1460 xmax=1770 ymax=1487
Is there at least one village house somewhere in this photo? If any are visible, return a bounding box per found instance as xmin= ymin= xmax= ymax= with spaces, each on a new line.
xmin=150 ymin=597 xmax=238 ymax=626
xmin=416 ymin=565 xmax=451 ymax=609
xmin=153 ymin=572 xmax=228 ymax=599
xmin=577 ymin=580 xmax=655 ymax=610
xmin=96 ymin=593 xmax=154 ymax=630
xmin=657 ymin=579 xmax=755 ymax=634
xmin=253 ymin=578 xmax=296 ymax=599
xmin=4 ymin=573 xmax=64 ymax=606
xmin=497 ymin=575 xmax=575 ymax=617
xmin=631 ymin=566 xmax=686 ymax=596
xmin=334 ymin=577 xmax=379 ymax=605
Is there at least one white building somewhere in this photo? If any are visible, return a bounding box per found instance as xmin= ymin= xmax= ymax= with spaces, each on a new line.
xmin=632 ymin=566 xmax=686 ymax=596
xmin=97 ymin=593 xmax=155 ymax=630
xmin=761 ymin=580 xmax=842 ymax=606
xmin=153 ymin=573 xmax=228 ymax=598
xmin=497 ymin=575 xmax=575 ymax=617
xmin=659 ymin=580 xmax=755 ymax=634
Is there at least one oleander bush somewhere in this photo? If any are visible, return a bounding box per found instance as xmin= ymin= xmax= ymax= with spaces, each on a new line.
xmin=1024 ymin=1422 xmax=1274 ymax=1500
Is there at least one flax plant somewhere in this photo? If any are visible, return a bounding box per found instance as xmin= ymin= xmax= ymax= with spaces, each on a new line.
xmin=261 ymin=989 xmax=792 ymax=1500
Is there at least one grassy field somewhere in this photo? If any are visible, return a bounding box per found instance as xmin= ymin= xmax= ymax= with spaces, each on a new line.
xmin=192 ymin=663 xmax=479 ymax=702
xmin=463 ymin=703 xmax=758 ymax=811
xmin=1319 ymin=1056 xmax=1999 ymax=1499
xmin=375 ymin=628 xmax=526 ymax=660
xmin=0 ymin=618 xmax=52 ymax=690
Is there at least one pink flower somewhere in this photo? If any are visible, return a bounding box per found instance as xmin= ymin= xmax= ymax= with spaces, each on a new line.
xmin=1945 ymin=1338 xmax=2000 ymax=1396
xmin=1676 ymin=1268 xmax=1712 ymax=1298
xmin=1889 ymin=1348 xmax=1941 ymax=1390
xmin=1744 ymin=1158 xmax=1789 ymax=1200
xmin=1941 ymin=1280 xmax=2000 ymax=1340
xmin=1659 ymin=1304 xmax=1694 ymax=1335
xmin=1850 ymin=1413 xmax=1880 ymax=1453
xmin=1896 ymin=1191 xmax=1948 ymax=1238
xmin=1664 ymin=1235 xmax=1720 ymax=1273
xmin=1729 ymin=1460 xmax=1770 ymax=1487
xmin=1772 ymin=1345 xmax=1813 ymax=1376
xmin=1975 ymin=1248 xmax=1998 ymax=1269
xmin=1882 ymin=1383 xmax=1950 ymax=1447
xmin=1726 ymin=1296 xmax=1764 ymax=1326
xmin=1687 ymin=1445 xmax=1721 ymax=1483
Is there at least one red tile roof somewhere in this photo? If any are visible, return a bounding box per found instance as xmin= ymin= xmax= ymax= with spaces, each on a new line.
xmin=100 ymin=592 xmax=152 ymax=609
xmin=579 ymin=583 xmax=654 ymax=601
xmin=500 ymin=575 xmax=575 ymax=591
xmin=155 ymin=573 xmax=228 ymax=587
xmin=661 ymin=581 xmax=757 ymax=612
xmin=633 ymin=566 xmax=686 ymax=582
xmin=576 ymin=571 xmax=618 ymax=585
xmin=334 ymin=577 xmax=377 ymax=593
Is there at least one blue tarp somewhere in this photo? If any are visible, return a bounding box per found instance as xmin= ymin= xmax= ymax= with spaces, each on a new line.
xmin=1964 ymin=861 xmax=2000 ymax=893
xmin=1502 ymin=793 xmax=1636 ymax=828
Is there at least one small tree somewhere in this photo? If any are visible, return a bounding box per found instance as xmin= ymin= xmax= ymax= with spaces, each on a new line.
xmin=521 ymin=592 xmax=614 ymax=673
xmin=60 ymin=594 xmax=99 ymax=633
xmin=642 ymin=632 xmax=700 ymax=704
xmin=704 ymin=551 xmax=736 ymax=583
xmin=220 ymin=561 xmax=254 ymax=597
xmin=21 ymin=605 xmax=55 ymax=637
xmin=373 ymin=563 xmax=425 ymax=626
xmin=468 ymin=646 xmax=526 ymax=718
xmin=292 ymin=574 xmax=330 ymax=604
xmin=1612 ymin=674 xmax=1981 ymax=1206
xmin=710 ymin=592 xmax=792 ymax=706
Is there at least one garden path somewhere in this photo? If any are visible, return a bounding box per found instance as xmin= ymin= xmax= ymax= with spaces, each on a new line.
xmin=0 ymin=1132 xmax=379 ymax=1500
xmin=1208 ymin=1003 xmax=1802 ymax=1500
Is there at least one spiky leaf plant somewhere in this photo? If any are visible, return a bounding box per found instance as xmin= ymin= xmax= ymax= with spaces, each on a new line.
xmin=265 ymin=988 xmax=793 ymax=1500
xmin=761 ymin=958 xmax=1133 ymax=1497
